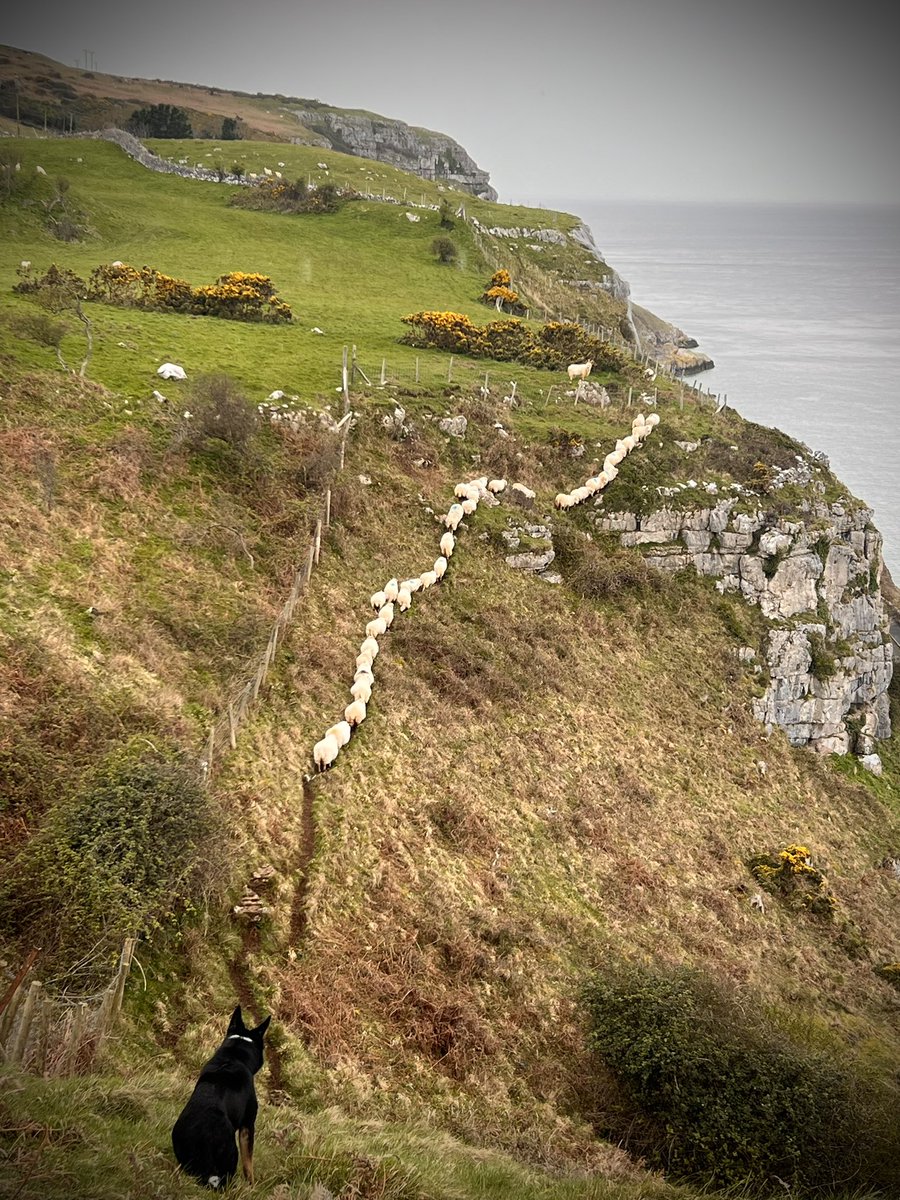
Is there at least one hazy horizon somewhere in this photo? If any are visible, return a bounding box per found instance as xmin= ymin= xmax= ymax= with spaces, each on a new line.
xmin=3 ymin=0 xmax=899 ymax=207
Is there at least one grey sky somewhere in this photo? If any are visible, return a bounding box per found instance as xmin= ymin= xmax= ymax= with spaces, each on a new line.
xmin=4 ymin=0 xmax=899 ymax=203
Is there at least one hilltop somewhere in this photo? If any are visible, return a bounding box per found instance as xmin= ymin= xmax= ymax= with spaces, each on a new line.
xmin=0 ymin=44 xmax=496 ymax=198
xmin=0 ymin=127 xmax=898 ymax=1200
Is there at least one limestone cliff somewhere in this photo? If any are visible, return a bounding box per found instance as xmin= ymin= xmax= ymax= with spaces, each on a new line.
xmin=288 ymin=106 xmax=497 ymax=200
xmin=593 ymin=495 xmax=893 ymax=758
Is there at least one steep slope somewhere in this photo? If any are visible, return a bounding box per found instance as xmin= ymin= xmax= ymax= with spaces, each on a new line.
xmin=1 ymin=136 xmax=899 ymax=1199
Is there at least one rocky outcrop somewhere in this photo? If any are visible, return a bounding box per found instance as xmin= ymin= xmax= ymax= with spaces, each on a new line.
xmin=593 ymin=498 xmax=893 ymax=755
xmin=289 ymin=108 xmax=497 ymax=199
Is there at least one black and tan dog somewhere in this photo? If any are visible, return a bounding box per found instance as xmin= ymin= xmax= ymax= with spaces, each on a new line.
xmin=172 ymin=1005 xmax=271 ymax=1189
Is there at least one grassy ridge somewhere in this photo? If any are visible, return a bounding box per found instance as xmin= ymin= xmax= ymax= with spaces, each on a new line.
xmin=2 ymin=134 xmax=900 ymax=1198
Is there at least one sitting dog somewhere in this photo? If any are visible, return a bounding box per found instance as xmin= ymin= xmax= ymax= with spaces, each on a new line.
xmin=172 ymin=1005 xmax=271 ymax=1189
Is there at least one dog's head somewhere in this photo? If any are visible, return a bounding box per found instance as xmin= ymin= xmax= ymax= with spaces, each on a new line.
xmin=224 ymin=1005 xmax=271 ymax=1071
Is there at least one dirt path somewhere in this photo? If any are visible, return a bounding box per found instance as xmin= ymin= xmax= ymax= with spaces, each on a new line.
xmin=289 ymin=776 xmax=318 ymax=947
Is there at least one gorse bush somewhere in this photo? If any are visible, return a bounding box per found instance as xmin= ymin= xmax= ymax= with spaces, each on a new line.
xmin=17 ymin=261 xmax=295 ymax=324
xmin=230 ymin=178 xmax=349 ymax=214
xmin=400 ymin=311 xmax=627 ymax=372
xmin=480 ymin=268 xmax=525 ymax=314
xmin=0 ymin=741 xmax=214 ymax=977
xmin=748 ymin=843 xmax=837 ymax=919
xmin=583 ymin=962 xmax=900 ymax=1194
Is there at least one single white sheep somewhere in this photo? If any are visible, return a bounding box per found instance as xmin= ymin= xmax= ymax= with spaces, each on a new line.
xmin=325 ymin=721 xmax=352 ymax=748
xmin=445 ymin=504 xmax=464 ymax=530
xmin=596 ymin=470 xmax=609 ymax=488
xmin=622 ymin=435 xmax=637 ymax=452
xmin=383 ymin=578 xmax=400 ymax=602
xmin=360 ymin=636 xmax=380 ymax=660
xmin=419 ymin=569 xmax=438 ymax=589
xmin=378 ymin=602 xmax=395 ymax=627
xmin=355 ymin=651 xmax=375 ymax=670
xmin=313 ymin=732 xmax=340 ymax=772
xmin=354 ymin=662 xmax=374 ymax=682
xmin=401 ymin=577 xmax=422 ymax=593
xmin=567 ymin=360 xmax=593 ymax=382
xmin=461 ymin=498 xmax=477 ymax=516
xmin=555 ymin=493 xmax=573 ymax=510
xmin=454 ymin=481 xmax=471 ymax=498
xmin=487 ymin=478 xmax=507 ymax=493
xmin=631 ymin=413 xmax=646 ymax=429
xmin=572 ymin=486 xmax=591 ymax=504
xmin=397 ymin=586 xmax=412 ymax=611
xmin=350 ymin=677 xmax=372 ymax=704
xmin=646 ymin=413 xmax=661 ymax=427
xmin=370 ymin=589 xmax=387 ymax=611
xmin=433 ymin=555 xmax=448 ymax=579
xmin=440 ymin=531 xmax=455 ymax=558
xmin=365 ymin=616 xmax=387 ymax=639
xmin=605 ymin=464 xmax=619 ymax=481
xmin=463 ymin=483 xmax=481 ymax=503
xmin=345 ymin=699 xmax=367 ymax=728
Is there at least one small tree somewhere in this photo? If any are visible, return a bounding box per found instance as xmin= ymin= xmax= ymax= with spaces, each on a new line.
xmin=221 ymin=116 xmax=241 ymax=140
xmin=439 ymin=198 xmax=455 ymax=230
xmin=432 ymin=237 xmax=458 ymax=265
xmin=127 ymin=103 xmax=193 ymax=139
xmin=14 ymin=264 xmax=93 ymax=376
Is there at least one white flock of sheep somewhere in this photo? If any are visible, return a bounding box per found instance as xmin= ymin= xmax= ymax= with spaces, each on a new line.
xmin=554 ymin=412 xmax=659 ymax=511
xmin=312 ymin=476 xmax=508 ymax=771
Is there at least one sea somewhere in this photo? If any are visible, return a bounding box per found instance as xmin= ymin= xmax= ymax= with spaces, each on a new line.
xmin=535 ymin=200 xmax=900 ymax=571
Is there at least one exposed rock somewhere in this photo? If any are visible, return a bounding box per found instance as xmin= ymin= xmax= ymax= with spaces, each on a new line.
xmin=289 ymin=108 xmax=497 ymax=199
xmin=592 ymin=498 xmax=892 ymax=753
xmin=506 ymin=549 xmax=555 ymax=573
xmin=859 ymin=753 xmax=883 ymax=776
xmin=438 ymin=414 xmax=467 ymax=438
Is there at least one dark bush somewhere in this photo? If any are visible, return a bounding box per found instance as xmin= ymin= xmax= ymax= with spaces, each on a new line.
xmin=0 ymin=741 xmax=213 ymax=976
xmin=583 ymin=962 xmax=900 ymax=1194
xmin=179 ymin=374 xmax=260 ymax=453
xmin=127 ymin=103 xmax=193 ymax=139
xmin=553 ymin=527 xmax=665 ymax=602
xmin=431 ymin=236 xmax=458 ymax=264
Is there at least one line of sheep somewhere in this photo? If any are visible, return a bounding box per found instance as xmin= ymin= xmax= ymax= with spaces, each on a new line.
xmin=554 ymin=412 xmax=659 ymax=510
xmin=312 ymin=476 xmax=509 ymax=771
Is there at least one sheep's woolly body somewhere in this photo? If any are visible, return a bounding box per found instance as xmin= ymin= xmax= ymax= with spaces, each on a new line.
xmin=325 ymin=721 xmax=352 ymax=748
xmin=345 ymin=699 xmax=367 ymax=727
xmin=433 ymin=556 xmax=447 ymax=579
xmin=313 ymin=733 xmax=340 ymax=771
xmin=439 ymin=532 xmax=455 ymax=558
xmin=397 ymin=587 xmax=412 ymax=611
xmin=365 ymin=617 xmax=387 ymax=639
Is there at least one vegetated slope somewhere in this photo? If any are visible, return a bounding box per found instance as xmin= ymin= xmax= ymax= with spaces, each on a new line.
xmin=1 ymin=137 xmax=899 ymax=1199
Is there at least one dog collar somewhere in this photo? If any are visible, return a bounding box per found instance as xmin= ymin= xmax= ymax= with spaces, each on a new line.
xmin=226 ymin=1034 xmax=254 ymax=1043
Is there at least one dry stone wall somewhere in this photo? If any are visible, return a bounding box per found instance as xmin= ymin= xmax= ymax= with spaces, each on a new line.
xmin=592 ymin=497 xmax=893 ymax=756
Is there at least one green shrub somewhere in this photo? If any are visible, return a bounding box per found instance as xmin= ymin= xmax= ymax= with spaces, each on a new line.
xmin=553 ymin=527 xmax=665 ymax=602
xmin=0 ymin=741 xmax=213 ymax=976
xmin=431 ymin=236 xmax=458 ymax=264
xmin=178 ymin=373 xmax=260 ymax=454
xmin=583 ymin=961 xmax=900 ymax=1194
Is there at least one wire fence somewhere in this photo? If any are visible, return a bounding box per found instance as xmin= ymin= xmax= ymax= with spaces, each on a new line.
xmin=0 ymin=940 xmax=135 ymax=1077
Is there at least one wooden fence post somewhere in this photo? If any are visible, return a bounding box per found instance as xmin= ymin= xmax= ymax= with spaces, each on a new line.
xmin=111 ymin=939 xmax=136 ymax=1019
xmin=415 ymin=357 xmax=420 ymax=384
xmin=61 ymin=1003 xmax=88 ymax=1077
xmin=447 ymin=355 xmax=453 ymax=383
xmin=227 ymin=703 xmax=237 ymax=750
xmin=325 ymin=489 xmax=332 ymax=529
xmin=350 ymin=344 xmax=357 ymax=386
xmin=206 ymin=725 xmax=215 ymax=776
xmin=342 ymin=346 xmax=349 ymax=409
xmin=9 ymin=979 xmax=42 ymax=1065
xmin=314 ymin=519 xmax=323 ymax=566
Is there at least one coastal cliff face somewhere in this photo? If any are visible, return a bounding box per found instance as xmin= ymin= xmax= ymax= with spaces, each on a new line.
xmin=592 ymin=495 xmax=893 ymax=756
xmin=288 ymin=107 xmax=497 ymax=199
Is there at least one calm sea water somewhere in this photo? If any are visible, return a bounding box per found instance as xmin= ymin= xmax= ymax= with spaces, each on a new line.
xmin=538 ymin=200 xmax=900 ymax=570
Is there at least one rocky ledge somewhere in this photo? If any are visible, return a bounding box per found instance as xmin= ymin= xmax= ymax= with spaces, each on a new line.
xmin=288 ymin=108 xmax=497 ymax=199
xmin=592 ymin=497 xmax=893 ymax=757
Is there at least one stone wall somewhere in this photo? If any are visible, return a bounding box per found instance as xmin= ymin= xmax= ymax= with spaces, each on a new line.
xmin=593 ymin=498 xmax=893 ymax=756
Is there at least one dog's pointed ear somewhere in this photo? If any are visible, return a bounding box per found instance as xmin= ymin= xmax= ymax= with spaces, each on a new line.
xmin=251 ymin=1015 xmax=271 ymax=1039
xmin=226 ymin=1005 xmax=244 ymax=1035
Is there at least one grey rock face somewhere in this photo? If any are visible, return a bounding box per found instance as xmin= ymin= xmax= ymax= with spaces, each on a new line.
xmin=592 ymin=498 xmax=892 ymax=753
xmin=290 ymin=109 xmax=497 ymax=199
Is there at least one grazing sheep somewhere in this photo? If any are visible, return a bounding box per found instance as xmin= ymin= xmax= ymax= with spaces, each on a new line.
xmin=345 ymin=699 xmax=367 ymax=728
xmin=487 ymin=478 xmax=507 ymax=493
xmin=445 ymin=503 xmax=464 ymax=530
xmin=419 ymin=569 xmax=438 ymax=589
xmin=454 ymin=481 xmax=471 ymax=498
xmin=356 ymin=651 xmax=375 ymax=670
xmin=433 ymin=555 xmax=448 ymax=579
xmin=383 ymin=578 xmax=400 ymax=602
xmin=646 ymin=413 xmax=660 ymax=427
xmin=463 ymin=483 xmax=481 ymax=503
xmin=354 ymin=663 xmax=374 ymax=681
xmin=370 ymin=589 xmax=387 ymax=611
xmin=572 ymin=486 xmax=591 ymax=503
xmin=603 ymin=454 xmax=619 ymax=473
xmin=313 ymin=733 xmax=340 ymax=772
xmin=397 ymin=586 xmax=412 ymax=611
xmin=555 ymin=493 xmax=573 ymax=510
xmin=326 ymin=721 xmax=352 ymax=748
xmin=401 ymin=576 xmax=422 ymax=593
xmin=567 ymin=360 xmax=593 ymax=382
xmin=596 ymin=470 xmax=609 ymax=488
xmin=378 ymin=602 xmax=395 ymax=627
xmin=361 ymin=636 xmax=380 ymax=660
xmin=631 ymin=413 xmax=646 ymax=429
xmin=605 ymin=464 xmax=619 ymax=481
xmin=440 ymin=531 xmax=455 ymax=558
xmin=622 ymin=435 xmax=637 ymax=452
xmin=461 ymin=498 xmax=477 ymax=516
xmin=350 ymin=678 xmax=372 ymax=704
xmin=365 ymin=617 xmax=387 ymax=639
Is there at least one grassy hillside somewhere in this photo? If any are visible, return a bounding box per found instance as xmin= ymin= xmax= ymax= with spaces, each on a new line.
xmin=1 ymin=134 xmax=899 ymax=1199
